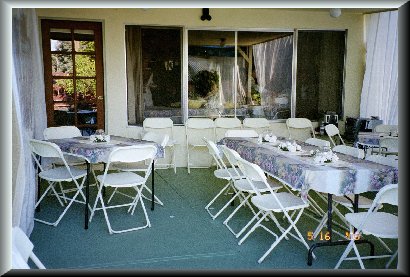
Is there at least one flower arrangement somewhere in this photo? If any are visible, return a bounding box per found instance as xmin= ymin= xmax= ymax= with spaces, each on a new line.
xmin=313 ymin=150 xmax=339 ymax=164
xmin=90 ymin=134 xmax=110 ymax=143
xmin=278 ymin=141 xmax=302 ymax=152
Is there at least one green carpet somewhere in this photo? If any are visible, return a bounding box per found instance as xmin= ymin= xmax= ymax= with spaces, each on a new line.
xmin=29 ymin=167 xmax=398 ymax=270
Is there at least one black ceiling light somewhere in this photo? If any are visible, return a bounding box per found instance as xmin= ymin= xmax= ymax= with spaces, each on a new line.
xmin=201 ymin=8 xmax=212 ymax=21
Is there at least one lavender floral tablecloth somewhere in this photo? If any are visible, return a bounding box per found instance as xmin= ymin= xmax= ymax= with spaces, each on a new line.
xmin=218 ymin=137 xmax=398 ymax=198
xmin=48 ymin=135 xmax=164 ymax=164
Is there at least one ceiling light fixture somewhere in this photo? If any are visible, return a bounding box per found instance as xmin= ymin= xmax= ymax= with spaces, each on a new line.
xmin=330 ymin=8 xmax=342 ymax=18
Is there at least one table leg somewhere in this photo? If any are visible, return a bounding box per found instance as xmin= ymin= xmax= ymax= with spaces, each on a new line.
xmin=151 ymin=160 xmax=155 ymax=211
xmin=85 ymin=162 xmax=90 ymax=229
xmin=307 ymin=193 xmax=374 ymax=266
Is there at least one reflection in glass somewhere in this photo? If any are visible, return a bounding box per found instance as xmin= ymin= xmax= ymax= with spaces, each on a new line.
xmin=52 ymin=54 xmax=73 ymax=76
xmin=188 ymin=30 xmax=235 ymax=118
xmin=75 ymin=54 xmax=96 ymax=77
xmin=237 ymin=31 xmax=293 ymax=119
xmin=53 ymin=78 xmax=74 ymax=125
xmin=50 ymin=28 xmax=72 ymax=52
xmin=76 ymin=79 xmax=96 ymax=112
xmin=74 ymin=30 xmax=95 ymax=52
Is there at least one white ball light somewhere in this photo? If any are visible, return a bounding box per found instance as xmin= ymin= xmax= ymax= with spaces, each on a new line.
xmin=330 ymin=8 xmax=342 ymax=18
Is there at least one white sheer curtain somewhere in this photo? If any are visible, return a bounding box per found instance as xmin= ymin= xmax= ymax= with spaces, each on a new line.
xmin=253 ymin=35 xmax=293 ymax=107
xmin=360 ymin=11 xmax=398 ymax=125
xmin=12 ymin=9 xmax=47 ymax=235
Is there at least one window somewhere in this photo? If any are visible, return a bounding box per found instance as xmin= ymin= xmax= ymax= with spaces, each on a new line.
xmin=296 ymin=30 xmax=346 ymax=121
xmin=41 ymin=20 xmax=105 ymax=135
xmin=126 ymin=27 xmax=346 ymax=125
xmin=125 ymin=26 xmax=182 ymax=125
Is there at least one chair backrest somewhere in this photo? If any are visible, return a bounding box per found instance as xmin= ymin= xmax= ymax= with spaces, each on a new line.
xmin=286 ymin=118 xmax=315 ymax=141
xmin=365 ymin=154 xmax=398 ymax=168
xmin=214 ymin=117 xmax=242 ymax=141
xmin=186 ymin=118 xmax=215 ymax=145
xmin=12 ymin=227 xmax=46 ymax=269
xmin=203 ymin=138 xmax=227 ymax=170
xmin=379 ymin=137 xmax=398 ymax=153
xmin=325 ymin=124 xmax=345 ymax=146
xmin=30 ymin=139 xmax=67 ymax=171
xmin=143 ymin=118 xmax=174 ymax=143
xmin=224 ymin=129 xmax=259 ymax=138
xmin=235 ymin=156 xmax=273 ymax=197
xmin=373 ymin=124 xmax=398 ymax=135
xmin=242 ymin=118 xmax=270 ymax=128
xmin=332 ymin=145 xmax=365 ymax=159
xmin=43 ymin=126 xmax=82 ymax=140
xmin=142 ymin=131 xmax=169 ymax=148
xmin=304 ymin=138 xmax=331 ymax=148
xmin=375 ymin=184 xmax=398 ymax=206
xmin=220 ymin=145 xmax=243 ymax=178
xmin=108 ymin=145 xmax=157 ymax=164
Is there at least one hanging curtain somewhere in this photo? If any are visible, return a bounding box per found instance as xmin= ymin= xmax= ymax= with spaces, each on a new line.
xmin=125 ymin=26 xmax=144 ymax=125
xmin=360 ymin=11 xmax=398 ymax=125
xmin=12 ymin=9 xmax=47 ymax=235
xmin=253 ymin=35 xmax=293 ymax=107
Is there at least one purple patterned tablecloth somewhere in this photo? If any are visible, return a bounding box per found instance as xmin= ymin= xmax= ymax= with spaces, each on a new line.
xmin=48 ymin=135 xmax=164 ymax=164
xmin=218 ymin=137 xmax=398 ymax=197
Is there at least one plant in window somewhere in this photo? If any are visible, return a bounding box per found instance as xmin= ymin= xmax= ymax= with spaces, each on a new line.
xmin=189 ymin=70 xmax=220 ymax=109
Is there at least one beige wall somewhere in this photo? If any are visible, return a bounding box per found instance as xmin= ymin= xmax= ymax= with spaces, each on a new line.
xmin=36 ymin=8 xmax=365 ymax=138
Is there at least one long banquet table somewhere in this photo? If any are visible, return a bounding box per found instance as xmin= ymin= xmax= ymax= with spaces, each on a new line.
xmin=46 ymin=135 xmax=164 ymax=229
xmin=218 ymin=137 xmax=398 ymax=265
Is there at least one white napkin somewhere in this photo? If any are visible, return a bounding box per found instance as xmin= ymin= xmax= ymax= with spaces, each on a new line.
xmin=264 ymin=134 xmax=277 ymax=143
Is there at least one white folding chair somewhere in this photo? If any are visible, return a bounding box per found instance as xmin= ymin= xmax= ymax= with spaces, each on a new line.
xmin=286 ymin=118 xmax=315 ymax=141
xmin=365 ymin=154 xmax=398 ymax=168
xmin=203 ymin=138 xmax=244 ymax=220
xmin=43 ymin=126 xmax=90 ymax=202
xmin=378 ymin=137 xmax=398 ymax=157
xmin=30 ymin=139 xmax=88 ymax=226
xmin=305 ymin=137 xmax=331 ymax=148
xmin=110 ymin=131 xmax=168 ymax=206
xmin=214 ymin=117 xmax=242 ymax=142
xmin=186 ymin=118 xmax=215 ymax=174
xmin=220 ymin=145 xmax=282 ymax=237
xmin=373 ymin=124 xmax=398 ymax=135
xmin=332 ymin=145 xmax=364 ymax=159
xmin=313 ymin=145 xmax=373 ymax=240
xmin=224 ymin=129 xmax=259 ymax=138
xmin=89 ymin=145 xmax=157 ymax=234
xmin=325 ymin=124 xmax=345 ymax=147
xmin=235 ymin=156 xmax=312 ymax=264
xmin=12 ymin=227 xmax=46 ymax=269
xmin=242 ymin=118 xmax=271 ymax=135
xmin=143 ymin=117 xmax=177 ymax=173
xmin=335 ymin=184 xmax=398 ymax=269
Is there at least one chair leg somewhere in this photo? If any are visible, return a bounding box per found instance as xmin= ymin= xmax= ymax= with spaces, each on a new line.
xmin=335 ymin=238 xmax=355 ymax=269
xmin=385 ymin=250 xmax=398 ymax=269
xmin=205 ymin=181 xmax=233 ymax=219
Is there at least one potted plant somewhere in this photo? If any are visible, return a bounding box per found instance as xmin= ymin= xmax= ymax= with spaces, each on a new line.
xmin=189 ymin=70 xmax=219 ymax=109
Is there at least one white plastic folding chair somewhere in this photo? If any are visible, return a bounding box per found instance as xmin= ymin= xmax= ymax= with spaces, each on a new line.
xmin=220 ymin=145 xmax=282 ymax=237
xmin=313 ymin=145 xmax=373 ymax=240
xmin=305 ymin=137 xmax=331 ymax=148
xmin=214 ymin=117 xmax=242 ymax=142
xmin=30 ymin=139 xmax=88 ymax=226
xmin=235 ymin=156 xmax=312 ymax=263
xmin=143 ymin=117 xmax=177 ymax=173
xmin=286 ymin=118 xmax=315 ymax=141
xmin=43 ymin=126 xmax=90 ymax=202
xmin=332 ymin=145 xmax=364 ymax=159
xmin=203 ymin=138 xmax=244 ymax=220
xmin=186 ymin=118 xmax=215 ymax=174
xmin=325 ymin=124 xmax=345 ymax=147
xmin=373 ymin=124 xmax=398 ymax=135
xmin=110 ymin=131 xmax=168 ymax=206
xmin=335 ymin=184 xmax=398 ymax=269
xmin=224 ymin=129 xmax=259 ymax=138
xmin=242 ymin=118 xmax=271 ymax=135
xmin=12 ymin=227 xmax=46 ymax=269
xmin=365 ymin=154 xmax=398 ymax=168
xmin=89 ymin=145 xmax=157 ymax=234
xmin=378 ymin=137 xmax=398 ymax=157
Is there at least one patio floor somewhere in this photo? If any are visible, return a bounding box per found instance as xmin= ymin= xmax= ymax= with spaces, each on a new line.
xmin=29 ymin=167 xmax=398 ymax=271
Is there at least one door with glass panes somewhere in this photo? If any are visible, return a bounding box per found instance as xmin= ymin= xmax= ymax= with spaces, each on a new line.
xmin=41 ymin=20 xmax=104 ymax=135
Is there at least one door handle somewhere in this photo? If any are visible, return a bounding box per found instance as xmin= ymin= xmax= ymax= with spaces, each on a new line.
xmin=97 ymin=96 xmax=104 ymax=100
